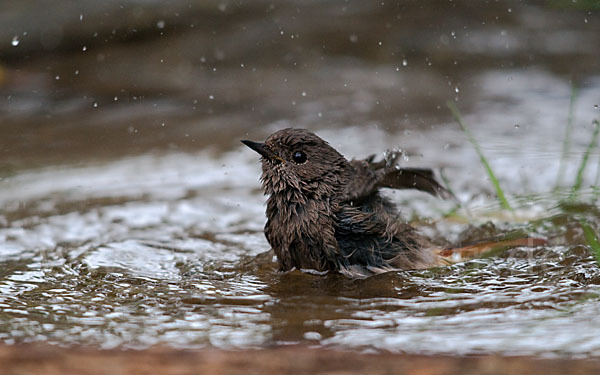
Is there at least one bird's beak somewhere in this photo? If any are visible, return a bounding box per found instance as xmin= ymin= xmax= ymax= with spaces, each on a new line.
xmin=241 ymin=140 xmax=284 ymax=163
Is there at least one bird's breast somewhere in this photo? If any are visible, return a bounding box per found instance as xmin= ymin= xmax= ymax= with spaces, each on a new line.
xmin=265 ymin=194 xmax=337 ymax=271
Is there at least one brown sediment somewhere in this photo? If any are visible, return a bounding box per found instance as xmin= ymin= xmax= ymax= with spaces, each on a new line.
xmin=1 ymin=344 xmax=599 ymax=375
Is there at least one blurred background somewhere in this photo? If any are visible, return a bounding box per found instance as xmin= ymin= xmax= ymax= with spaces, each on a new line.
xmin=1 ymin=0 xmax=598 ymax=171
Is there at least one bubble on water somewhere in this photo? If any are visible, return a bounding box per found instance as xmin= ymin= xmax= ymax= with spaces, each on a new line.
xmin=378 ymin=41 xmax=382 ymax=46
xmin=11 ymin=36 xmax=19 ymax=46
xmin=317 ymin=112 xmax=322 ymax=118
xmin=594 ymin=104 xmax=598 ymax=109
xmin=79 ymin=13 xmax=83 ymax=21
xmin=209 ymin=95 xmax=214 ymax=100
xmin=74 ymin=70 xmax=79 ymax=75
xmin=454 ymin=87 xmax=460 ymax=93
xmin=402 ymin=59 xmax=408 ymax=66
xmin=93 ymin=102 xmax=98 ymax=108
xmin=508 ymin=8 xmax=512 ymax=13
xmin=156 ymin=20 xmax=165 ymax=29
xmin=349 ymin=34 xmax=358 ymax=43
xmin=301 ymin=91 xmax=306 ymax=97
xmin=82 ymin=46 xmax=87 ymax=51
xmin=55 ymin=75 xmax=60 ymax=80
xmin=514 ymin=124 xmax=520 ymax=129
xmin=218 ymin=3 xmax=227 ymax=12
xmin=451 ymin=31 xmax=456 ymax=39
xmin=114 ymin=96 xmax=118 ymax=101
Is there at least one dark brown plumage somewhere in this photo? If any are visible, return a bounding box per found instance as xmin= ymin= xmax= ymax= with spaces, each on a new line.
xmin=242 ymin=128 xmax=456 ymax=278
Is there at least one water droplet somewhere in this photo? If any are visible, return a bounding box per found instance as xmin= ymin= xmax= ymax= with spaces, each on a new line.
xmin=594 ymin=104 xmax=598 ymax=109
xmin=240 ymin=63 xmax=244 ymax=68
xmin=55 ymin=75 xmax=60 ymax=80
xmin=514 ymin=124 xmax=520 ymax=129
xmin=209 ymin=95 xmax=214 ymax=100
xmin=156 ymin=20 xmax=165 ymax=29
xmin=114 ymin=96 xmax=118 ymax=101
xmin=82 ymin=46 xmax=87 ymax=51
xmin=280 ymin=30 xmax=284 ymax=35
xmin=317 ymin=112 xmax=322 ymax=118
xmin=161 ymin=122 xmax=165 ymax=127
xmin=74 ymin=70 xmax=79 ymax=75
xmin=11 ymin=36 xmax=19 ymax=46
xmin=349 ymin=34 xmax=358 ymax=43
xmin=451 ymin=31 xmax=456 ymax=39
xmin=93 ymin=102 xmax=98 ymax=108
xmin=395 ymin=67 xmax=399 ymax=71
xmin=79 ymin=13 xmax=83 ymax=21
xmin=454 ymin=87 xmax=460 ymax=93
xmin=301 ymin=91 xmax=306 ymax=97
xmin=218 ymin=3 xmax=227 ymax=12
xmin=402 ymin=59 xmax=408 ymax=66
xmin=508 ymin=8 xmax=512 ymax=12
xmin=378 ymin=41 xmax=382 ymax=46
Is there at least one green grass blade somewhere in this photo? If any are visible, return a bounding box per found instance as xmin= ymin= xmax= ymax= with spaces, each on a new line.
xmin=580 ymin=220 xmax=600 ymax=265
xmin=593 ymin=152 xmax=600 ymax=202
xmin=570 ymin=119 xmax=600 ymax=199
xmin=556 ymin=84 xmax=578 ymax=189
xmin=446 ymin=101 xmax=512 ymax=211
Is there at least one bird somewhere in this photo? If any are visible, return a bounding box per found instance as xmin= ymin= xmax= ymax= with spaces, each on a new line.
xmin=242 ymin=128 xmax=544 ymax=278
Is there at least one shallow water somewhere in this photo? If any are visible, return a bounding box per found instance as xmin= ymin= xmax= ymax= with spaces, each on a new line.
xmin=2 ymin=0 xmax=600 ymax=358
xmin=2 ymin=66 xmax=600 ymax=356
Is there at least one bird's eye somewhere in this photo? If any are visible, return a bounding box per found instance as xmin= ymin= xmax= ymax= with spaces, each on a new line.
xmin=292 ymin=151 xmax=307 ymax=164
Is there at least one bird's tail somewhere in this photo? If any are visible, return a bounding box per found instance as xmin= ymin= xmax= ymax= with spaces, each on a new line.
xmin=434 ymin=236 xmax=548 ymax=265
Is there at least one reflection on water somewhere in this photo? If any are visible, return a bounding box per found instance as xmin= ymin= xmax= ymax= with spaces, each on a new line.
xmin=1 ymin=67 xmax=600 ymax=355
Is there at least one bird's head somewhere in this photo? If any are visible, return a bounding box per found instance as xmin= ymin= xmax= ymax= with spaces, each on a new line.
xmin=242 ymin=128 xmax=349 ymax=196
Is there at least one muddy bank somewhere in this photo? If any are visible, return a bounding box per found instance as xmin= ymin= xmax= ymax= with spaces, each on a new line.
xmin=1 ymin=344 xmax=600 ymax=375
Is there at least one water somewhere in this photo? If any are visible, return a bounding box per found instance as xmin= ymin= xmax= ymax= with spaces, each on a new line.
xmin=1 ymin=0 xmax=600 ymax=359
xmin=2 ymin=71 xmax=600 ymax=355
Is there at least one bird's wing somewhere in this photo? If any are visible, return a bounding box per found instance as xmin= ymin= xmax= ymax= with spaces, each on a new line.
xmin=333 ymin=200 xmax=437 ymax=274
xmin=342 ymin=151 xmax=454 ymax=202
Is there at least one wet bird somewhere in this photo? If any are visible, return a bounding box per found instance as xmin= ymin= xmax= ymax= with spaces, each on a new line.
xmin=242 ymin=128 xmax=542 ymax=278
